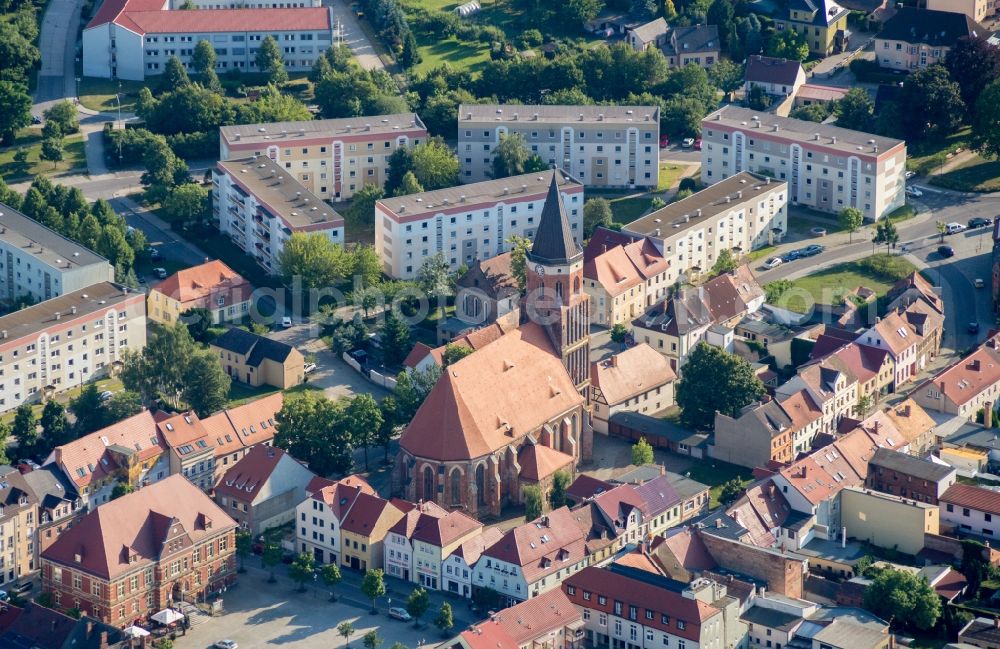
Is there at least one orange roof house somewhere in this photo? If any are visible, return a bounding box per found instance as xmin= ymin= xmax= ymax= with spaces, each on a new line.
xmin=147 ymin=260 xmax=252 ymax=326
xmin=914 ymin=340 xmax=1000 ymax=419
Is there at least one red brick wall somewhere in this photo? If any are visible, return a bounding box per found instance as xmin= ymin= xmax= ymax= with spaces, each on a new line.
xmin=698 ymin=531 xmax=806 ymax=598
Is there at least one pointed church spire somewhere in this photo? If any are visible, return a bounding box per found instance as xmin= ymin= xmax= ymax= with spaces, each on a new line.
xmin=529 ymin=172 xmax=581 ymax=265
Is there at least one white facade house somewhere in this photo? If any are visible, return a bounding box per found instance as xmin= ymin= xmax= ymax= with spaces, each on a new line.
xmin=700 ymin=106 xmax=907 ymax=221
xmin=213 ymin=156 xmax=344 ymax=276
xmin=294 ymin=482 xmax=369 ymax=566
xmin=457 ymin=104 xmax=660 ymax=188
xmin=82 ymin=0 xmax=335 ymax=81
xmin=375 ymin=169 xmax=584 ymax=279
xmin=219 ymin=115 xmax=428 ymax=202
xmin=0 ymin=283 xmax=146 ymax=414
xmin=940 ymin=484 xmax=1000 ymax=539
xmin=0 ymin=205 xmax=115 ymax=305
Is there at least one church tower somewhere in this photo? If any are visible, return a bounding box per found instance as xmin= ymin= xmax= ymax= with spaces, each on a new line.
xmin=525 ymin=172 xmax=591 ymax=395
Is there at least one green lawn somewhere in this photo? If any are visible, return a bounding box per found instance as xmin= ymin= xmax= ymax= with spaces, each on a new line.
xmin=77 ymin=77 xmax=145 ymax=113
xmin=227 ymin=381 xmax=321 ymax=408
xmin=610 ymin=195 xmax=653 ymax=224
xmin=413 ymin=35 xmax=491 ymax=74
xmin=780 ymin=255 xmax=917 ymax=313
xmin=906 ymin=127 xmax=970 ymax=176
xmin=929 ymin=154 xmax=1000 ymax=192
xmin=0 ymin=131 xmax=86 ymax=182
xmin=683 ymin=459 xmax=753 ymax=509
xmin=747 ymin=245 xmax=777 ymax=262
xmin=657 ymin=162 xmax=687 ymax=191
xmin=885 ymin=204 xmax=916 ymax=223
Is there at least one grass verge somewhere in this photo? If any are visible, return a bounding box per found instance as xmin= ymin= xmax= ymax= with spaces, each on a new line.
xmin=0 ymin=131 xmax=86 ymax=182
xmin=683 ymin=459 xmax=753 ymax=509
xmin=779 ymin=254 xmax=917 ymax=313
xmin=78 ymin=77 xmax=145 ymax=113
xmin=906 ymin=128 xmax=970 ymax=176
xmin=929 ymin=155 xmax=1000 ymax=192
xmin=610 ymin=196 xmax=653 ymax=224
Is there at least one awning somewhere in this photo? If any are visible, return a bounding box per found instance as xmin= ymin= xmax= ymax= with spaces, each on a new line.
xmin=151 ymin=609 xmax=184 ymax=625
xmin=123 ymin=626 xmax=150 ymax=638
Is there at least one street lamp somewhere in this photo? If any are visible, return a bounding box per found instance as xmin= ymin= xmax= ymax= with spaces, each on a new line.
xmin=75 ymin=77 xmax=80 ymax=103
xmin=115 ymin=92 xmax=123 ymax=163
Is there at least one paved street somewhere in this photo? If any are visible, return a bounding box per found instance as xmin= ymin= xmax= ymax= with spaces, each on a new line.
xmin=174 ymin=563 xmax=477 ymax=649
xmin=328 ymin=0 xmax=385 ymax=72
xmin=34 ymin=0 xmax=82 ymax=109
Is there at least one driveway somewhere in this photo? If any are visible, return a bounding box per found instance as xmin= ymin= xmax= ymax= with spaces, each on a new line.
xmin=327 ymin=0 xmax=385 ymax=72
xmin=34 ymin=0 xmax=83 ymax=108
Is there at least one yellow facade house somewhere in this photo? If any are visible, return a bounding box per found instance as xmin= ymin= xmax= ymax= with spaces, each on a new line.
xmin=840 ymin=487 xmax=938 ymax=556
xmin=209 ymin=328 xmax=305 ymax=389
xmin=340 ymin=493 xmax=404 ymax=573
xmin=147 ymin=260 xmax=253 ymax=325
xmin=775 ymin=0 xmax=849 ymax=56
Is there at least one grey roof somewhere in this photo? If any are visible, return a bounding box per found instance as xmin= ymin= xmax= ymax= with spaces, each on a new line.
xmin=377 ymin=168 xmax=580 ymax=221
xmin=528 ymin=175 xmax=582 ymax=265
xmin=704 ymin=106 xmax=904 ymax=158
xmin=634 ymin=289 xmax=713 ymax=337
xmin=0 ymin=203 xmax=110 ymax=271
xmin=811 ymin=618 xmax=889 ymax=649
xmin=459 ymin=104 xmax=660 ymax=126
xmin=607 ymin=411 xmax=709 ymax=445
xmin=663 ymin=24 xmax=719 ymax=55
xmin=728 ymin=400 xmax=793 ymax=439
xmin=667 ymin=473 xmax=710 ymax=500
xmin=868 ymin=447 xmax=956 ymax=482
xmin=787 ymin=0 xmax=849 ymax=26
xmin=624 ymin=171 xmax=786 ymax=239
xmin=0 ymin=283 xmax=137 ymax=346
xmin=22 ymin=465 xmax=79 ymax=511
xmin=630 ymin=17 xmax=667 ymax=43
xmin=213 ymin=327 xmax=259 ymax=355
xmin=740 ymin=605 xmax=802 ymax=632
xmin=877 ymin=7 xmax=988 ymax=46
xmin=216 ymin=156 xmax=343 ymax=230
xmin=960 ymin=618 xmax=1000 ymax=645
xmin=212 ymin=328 xmax=296 ymax=366
xmin=220 ymin=113 xmax=425 ymax=147
xmin=745 ymin=55 xmax=804 ymax=86
xmin=632 ymin=474 xmax=681 ymax=516
xmin=248 ymin=337 xmax=296 ymax=365
xmin=944 ymin=423 xmax=1000 ymax=452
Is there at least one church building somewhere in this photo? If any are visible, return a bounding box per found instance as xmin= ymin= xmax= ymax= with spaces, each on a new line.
xmin=393 ymin=177 xmax=593 ymax=518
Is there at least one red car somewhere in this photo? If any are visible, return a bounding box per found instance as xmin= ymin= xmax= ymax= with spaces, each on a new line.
xmin=694 ymin=138 xmax=702 ymax=151
xmin=659 ymin=135 xmax=669 ymax=149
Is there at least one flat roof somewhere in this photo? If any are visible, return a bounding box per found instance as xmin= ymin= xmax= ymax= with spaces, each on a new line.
xmin=459 ymin=104 xmax=660 ymax=126
xmin=220 ymin=113 xmax=425 ymax=147
xmin=0 ymin=203 xmax=110 ymax=271
xmin=376 ymin=169 xmax=581 ymax=222
xmin=0 ymin=282 xmax=139 ymax=345
xmin=704 ymin=105 xmax=904 ymax=158
xmin=217 ymin=156 xmax=343 ymax=231
xmin=624 ymin=171 xmax=786 ymax=237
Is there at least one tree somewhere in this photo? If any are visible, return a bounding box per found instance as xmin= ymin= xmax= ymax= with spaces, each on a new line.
xmin=946 ymin=36 xmax=1000 ymax=118
xmin=631 ymin=438 xmax=654 ymax=465
xmin=707 ymin=0 xmax=735 ymax=51
xmin=262 ymin=542 xmax=282 ymax=583
xmin=710 ymin=248 xmax=738 ymax=277
xmin=566 ymin=0 xmax=603 ymax=22
xmin=275 ymin=391 xmax=355 ymax=477
xmin=897 ymin=65 xmax=964 ymax=142
xmin=256 ymin=36 xmax=288 ymax=85
xmin=610 ymin=323 xmax=629 ymax=350
xmin=180 ymin=307 xmax=213 ymax=343
xmin=277 ymin=232 xmax=349 ymax=289
xmin=351 ymin=246 xmax=383 ymax=288
xmin=442 ymin=343 xmax=473 ymax=366
xmin=838 ymin=207 xmax=864 ymax=243
xmin=338 ymin=622 xmax=356 ymax=647
xmin=834 ymin=88 xmax=874 ymax=132
xmin=235 ymin=529 xmax=251 ymax=573
xmin=159 ymin=56 xmax=190 ymax=93
xmin=395 ymin=170 xmax=424 ymax=197
xmin=972 ymin=79 xmax=1000 ymax=160
xmin=746 ymin=84 xmax=772 ymax=111
xmin=676 ymin=343 xmax=766 ymax=430
xmin=718 ymin=478 xmax=744 ymax=506
xmin=508 ymin=235 xmax=532 ymax=293
xmin=394 ymin=365 xmax=442 ymax=422
xmin=346 ymin=393 xmax=383 ymax=471
xmin=289 ymin=552 xmax=316 ymax=592
xmin=406 ymin=587 xmax=430 ymax=627
xmin=162 ymin=183 xmax=209 ymax=228
xmin=583 ymin=198 xmax=613 ymax=238
xmin=40 ymin=137 xmax=63 ymax=168
xmin=69 ymin=383 xmax=106 ymax=435
xmin=381 ymin=309 xmax=413 ymax=368
xmin=523 ymin=484 xmax=544 ymax=520
xmin=416 ymin=253 xmax=452 ymax=318
xmin=192 ymin=39 xmax=218 ymax=82
xmin=710 ymin=59 xmax=743 ymax=100
xmin=11 ymin=404 xmax=37 ymax=459
xmin=790 ymin=103 xmax=830 ymax=123
xmin=434 ymin=602 xmax=454 ymax=635
xmin=549 ymin=470 xmax=570 ymax=509
xmin=491 ymin=132 xmax=545 ymax=179
xmin=376 ymin=395 xmax=399 ymax=463
xmin=0 ymin=421 xmax=10 ymax=465
xmin=43 ymin=101 xmax=79 ymax=135
xmin=363 ymin=630 xmax=383 ymax=649
xmin=0 ymin=22 xmax=40 ymax=85
xmin=0 ymin=81 xmax=31 ymax=145
xmin=873 ymin=219 xmax=899 ymax=255
xmin=409 ymin=139 xmax=460 ymax=190
xmin=101 ymin=391 xmax=143 ymax=428
xmin=39 ymin=400 xmax=71 ymax=455
xmin=766 ymin=29 xmax=809 ymax=61
xmin=935 ymin=220 xmax=948 ymax=243
xmin=854 ymin=393 xmax=873 ymax=417
xmin=322 ymin=562 xmax=342 ymax=600
xmin=361 ymin=569 xmax=386 ymax=613
xmin=182 ymin=350 xmax=231 ymax=417
xmin=110 ymin=482 xmax=134 ymax=500
xmin=347 ymin=183 xmax=384 ymax=226
xmin=119 ymin=322 xmax=198 ymax=407
xmin=862 ymin=568 xmax=941 ymax=631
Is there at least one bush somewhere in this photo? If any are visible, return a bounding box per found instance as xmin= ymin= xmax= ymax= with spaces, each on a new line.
xmin=855 ymin=254 xmax=914 ymax=282
xmin=678 ymin=177 xmax=698 ymax=192
xmin=850 ymin=59 xmax=903 ymax=84
xmin=166 ymin=131 xmax=217 ymax=159
xmin=103 ymin=124 xmax=163 ymax=166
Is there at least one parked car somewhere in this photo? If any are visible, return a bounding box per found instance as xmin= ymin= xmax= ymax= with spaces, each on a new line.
xmin=215 ymin=641 xmax=238 ymax=649
xmin=762 ymin=256 xmax=783 ymax=270
xmin=694 ymin=138 xmax=702 ymax=150
xmin=905 ymin=186 xmax=923 ymax=198
xmin=388 ymin=607 xmax=412 ymax=621
xmin=681 ymin=138 xmax=695 ymax=148
xmin=10 ymin=582 xmax=32 ymax=595
xmin=781 ymin=250 xmax=801 ymax=262
xmin=945 ymin=222 xmax=966 ymax=235
xmin=304 ymin=362 xmax=317 ymax=374
xmin=281 ymin=316 xmax=293 ymax=328
xmin=904 ymin=170 xmax=916 ymax=179
xmin=975 ymin=278 xmax=986 ymax=288
xmin=659 ymin=135 xmax=669 ymax=149
xmin=147 ymin=247 xmax=164 ymax=262
xmin=99 ymin=390 xmax=114 ymax=401
xmin=969 ymin=322 xmax=981 ymax=334
xmin=800 ymin=244 xmax=825 ymax=257
xmin=938 ymin=245 xmax=955 ymax=258
xmin=31 ymin=115 xmax=41 ymax=125
xmin=153 ymin=268 xmax=168 ymax=279
xmin=349 ymin=349 xmax=369 ymax=367
xmin=969 ymin=217 xmax=993 ymax=229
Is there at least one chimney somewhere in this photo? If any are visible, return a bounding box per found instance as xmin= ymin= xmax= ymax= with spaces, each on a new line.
xmin=801 ymin=466 xmax=808 ymax=478
xmin=986 ymin=401 xmax=994 ymax=429
xmin=972 ymin=359 xmax=982 ymax=371
xmin=86 ymin=621 xmax=94 ymax=637
xmin=100 ymin=631 xmax=109 ymax=649
xmin=610 ymin=355 xmax=619 ymax=368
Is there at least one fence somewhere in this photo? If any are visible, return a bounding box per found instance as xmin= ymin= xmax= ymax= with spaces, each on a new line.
xmin=341 ymin=352 xmax=398 ymax=390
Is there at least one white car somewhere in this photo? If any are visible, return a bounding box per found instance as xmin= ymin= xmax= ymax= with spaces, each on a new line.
xmin=281 ymin=316 xmax=293 ymax=328
xmin=905 ymin=186 xmax=923 ymax=197
xmin=154 ymin=267 xmax=167 ymax=279
xmin=214 ymin=641 xmax=238 ymax=649
xmin=904 ymin=170 xmax=916 ymax=179
xmin=681 ymin=138 xmax=695 ymax=148
xmin=99 ymin=390 xmax=114 ymax=401
xmin=388 ymin=607 xmax=412 ymax=621
xmin=304 ymin=362 xmax=317 ymax=374
xmin=945 ymin=222 xmax=966 ymax=234
xmin=762 ymin=256 xmax=783 ymax=270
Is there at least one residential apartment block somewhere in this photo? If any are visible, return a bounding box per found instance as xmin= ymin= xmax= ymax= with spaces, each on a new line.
xmin=218 ymin=114 xmax=427 ymax=202
xmin=457 ymin=105 xmax=660 ymax=188
xmin=773 ymin=0 xmax=849 ymax=56
xmin=0 ymin=205 xmax=114 ymax=305
xmin=0 ymin=282 xmax=146 ymax=414
xmin=375 ymin=169 xmax=584 ymax=279
xmin=213 ymin=155 xmax=344 ymax=276
xmin=384 ymin=505 xmax=482 ymax=591
xmin=82 ymin=0 xmax=336 ymax=80
xmin=700 ymin=106 xmax=906 ymax=221
xmin=926 ymin=0 xmax=995 ymax=22
xmin=41 ymin=476 xmax=237 ymax=625
xmin=624 ymin=172 xmax=788 ymax=282
xmin=875 ymin=8 xmax=988 ymax=71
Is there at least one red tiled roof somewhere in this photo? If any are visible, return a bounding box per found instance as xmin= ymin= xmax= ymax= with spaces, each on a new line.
xmin=152 ymin=260 xmax=252 ymax=310
xmin=593 ymin=484 xmax=650 ymax=529
xmin=204 ymin=390 xmax=283 ymax=458
xmin=941 ymin=483 xmax=1000 ymax=516
xmin=90 ymin=1 xmax=332 ymax=35
xmin=614 ymin=548 xmax=663 ymax=574
xmin=410 ymin=510 xmax=482 ymax=548
xmin=454 ymin=527 xmax=504 ymax=565
xmin=157 ymin=411 xmax=215 ymax=457
xmin=492 ymin=589 xmax=581 ymax=643
xmin=566 ymin=475 xmax=613 ymax=502
xmin=340 ymin=493 xmax=401 ymax=536
xmin=460 ymin=621 xmax=518 ymax=649
xmin=482 ymin=507 xmax=586 ymax=582
xmin=584 ymin=245 xmax=646 ymax=297
xmin=42 ymin=475 xmax=236 ymax=580
xmin=917 ymin=344 xmax=1000 ymax=408
xmin=388 ymin=501 xmax=449 ymax=538
xmin=518 ymin=444 xmax=575 ymax=481
xmin=214 ymin=444 xmax=290 ymax=502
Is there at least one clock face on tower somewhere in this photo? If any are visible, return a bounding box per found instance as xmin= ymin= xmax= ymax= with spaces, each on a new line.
xmin=534 ymin=264 xmax=545 ymax=275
